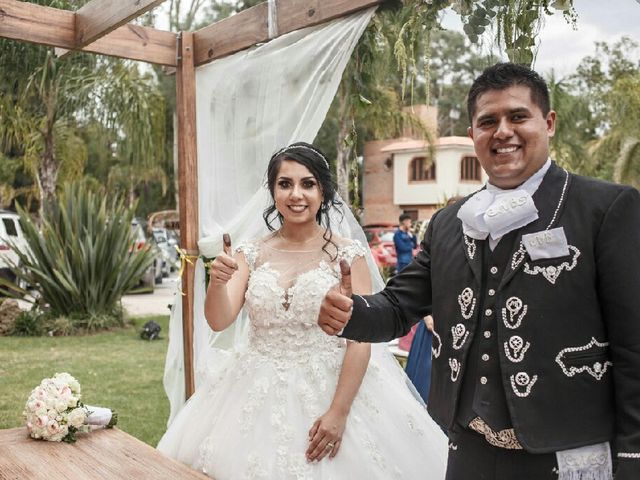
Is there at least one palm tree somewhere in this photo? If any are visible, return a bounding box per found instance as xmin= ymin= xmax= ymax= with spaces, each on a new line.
xmin=589 ymin=74 xmax=640 ymax=188
xmin=0 ymin=1 xmax=166 ymax=211
xmin=546 ymin=72 xmax=596 ymax=176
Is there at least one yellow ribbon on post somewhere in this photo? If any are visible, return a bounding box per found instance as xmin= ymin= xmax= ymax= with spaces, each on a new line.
xmin=174 ymin=245 xmax=201 ymax=296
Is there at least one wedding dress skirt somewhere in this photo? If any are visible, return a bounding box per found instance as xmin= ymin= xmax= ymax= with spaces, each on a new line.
xmin=157 ymin=239 xmax=448 ymax=479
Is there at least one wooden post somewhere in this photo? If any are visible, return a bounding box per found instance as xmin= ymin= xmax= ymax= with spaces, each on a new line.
xmin=175 ymin=31 xmax=198 ymax=399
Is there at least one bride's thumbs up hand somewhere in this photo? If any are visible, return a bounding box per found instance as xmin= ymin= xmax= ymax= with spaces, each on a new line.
xmin=317 ymin=260 xmax=353 ymax=336
xmin=209 ymin=233 xmax=238 ymax=286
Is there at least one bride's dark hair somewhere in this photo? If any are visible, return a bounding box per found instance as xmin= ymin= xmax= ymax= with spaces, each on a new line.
xmin=263 ymin=142 xmax=343 ymax=258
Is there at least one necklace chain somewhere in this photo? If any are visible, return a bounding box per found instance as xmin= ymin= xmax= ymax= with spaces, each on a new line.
xmin=277 ymin=228 xmax=323 ymax=245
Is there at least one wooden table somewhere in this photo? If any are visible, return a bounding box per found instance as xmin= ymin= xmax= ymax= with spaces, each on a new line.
xmin=0 ymin=427 xmax=211 ymax=479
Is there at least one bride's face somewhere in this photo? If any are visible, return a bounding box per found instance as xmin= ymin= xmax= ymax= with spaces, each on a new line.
xmin=274 ymin=160 xmax=323 ymax=226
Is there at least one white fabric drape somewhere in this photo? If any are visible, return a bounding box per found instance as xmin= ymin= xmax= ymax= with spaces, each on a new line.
xmin=163 ymin=9 xmax=376 ymax=425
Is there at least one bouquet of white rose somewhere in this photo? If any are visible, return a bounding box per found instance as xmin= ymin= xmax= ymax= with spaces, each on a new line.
xmin=23 ymin=372 xmax=118 ymax=443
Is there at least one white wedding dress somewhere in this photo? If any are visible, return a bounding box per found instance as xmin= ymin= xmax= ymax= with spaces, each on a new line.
xmin=157 ymin=236 xmax=448 ymax=479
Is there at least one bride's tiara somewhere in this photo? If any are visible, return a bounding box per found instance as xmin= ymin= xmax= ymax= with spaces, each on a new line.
xmin=274 ymin=145 xmax=330 ymax=170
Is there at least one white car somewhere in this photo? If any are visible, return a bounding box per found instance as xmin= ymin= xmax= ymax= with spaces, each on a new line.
xmin=0 ymin=210 xmax=29 ymax=289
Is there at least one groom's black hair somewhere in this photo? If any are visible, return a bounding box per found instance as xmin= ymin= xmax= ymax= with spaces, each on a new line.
xmin=467 ymin=62 xmax=551 ymax=123
xmin=263 ymin=142 xmax=343 ymax=260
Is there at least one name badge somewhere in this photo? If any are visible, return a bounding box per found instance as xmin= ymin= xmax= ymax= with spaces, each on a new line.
xmin=522 ymin=227 xmax=570 ymax=260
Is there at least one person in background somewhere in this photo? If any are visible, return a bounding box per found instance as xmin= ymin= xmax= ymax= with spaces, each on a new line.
xmin=393 ymin=213 xmax=417 ymax=274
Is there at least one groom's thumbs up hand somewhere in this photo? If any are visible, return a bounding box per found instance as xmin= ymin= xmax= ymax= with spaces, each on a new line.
xmin=317 ymin=260 xmax=354 ymax=336
xmin=209 ymin=233 xmax=238 ymax=286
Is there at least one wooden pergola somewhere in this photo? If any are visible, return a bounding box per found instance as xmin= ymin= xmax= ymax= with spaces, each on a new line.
xmin=0 ymin=0 xmax=382 ymax=398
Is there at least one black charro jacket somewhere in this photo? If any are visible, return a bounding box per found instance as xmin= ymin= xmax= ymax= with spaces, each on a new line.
xmin=342 ymin=162 xmax=640 ymax=478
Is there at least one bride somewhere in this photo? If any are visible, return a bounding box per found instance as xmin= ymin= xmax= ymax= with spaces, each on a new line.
xmin=157 ymin=142 xmax=447 ymax=479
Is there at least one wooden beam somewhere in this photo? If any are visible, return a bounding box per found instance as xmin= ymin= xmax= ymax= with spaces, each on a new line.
xmin=175 ymin=31 xmax=199 ymax=400
xmin=75 ymin=0 xmax=166 ymax=47
xmin=193 ymin=0 xmax=382 ymax=66
xmin=0 ymin=0 xmax=177 ymax=66
xmin=59 ymin=24 xmax=178 ymax=66
xmin=0 ymin=0 xmax=75 ymax=49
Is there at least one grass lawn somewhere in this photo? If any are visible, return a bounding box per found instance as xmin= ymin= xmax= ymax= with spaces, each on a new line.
xmin=0 ymin=315 xmax=171 ymax=447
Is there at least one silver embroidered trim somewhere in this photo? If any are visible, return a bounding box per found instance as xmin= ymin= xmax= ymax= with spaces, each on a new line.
xmin=510 ymin=371 xmax=538 ymax=397
xmin=618 ymin=452 xmax=640 ymax=458
xmin=468 ymin=417 xmax=523 ymax=450
xmin=464 ymin=235 xmax=477 ymax=259
xmin=449 ymin=358 xmax=461 ymax=382
xmin=504 ymin=335 xmax=531 ymax=363
xmin=510 ymin=168 xmax=571 ymax=272
xmin=448 ymin=442 xmax=458 ymax=451
xmin=555 ymin=337 xmax=613 ymax=380
xmin=451 ymin=323 xmax=469 ymax=350
xmin=457 ymin=287 xmax=476 ymax=320
xmin=511 ymin=243 xmax=527 ymax=270
xmin=501 ymin=296 xmax=528 ymax=329
xmin=548 ymin=168 xmax=570 ymax=228
xmin=557 ymin=442 xmax=613 ymax=480
xmin=523 ymin=245 xmax=581 ymax=284
xmin=431 ymin=330 xmax=442 ymax=358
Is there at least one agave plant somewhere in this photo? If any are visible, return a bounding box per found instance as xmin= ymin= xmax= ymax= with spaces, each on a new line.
xmin=0 ymin=183 xmax=155 ymax=330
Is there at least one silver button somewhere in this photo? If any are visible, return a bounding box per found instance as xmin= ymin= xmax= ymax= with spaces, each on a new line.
xmin=488 ymin=289 xmax=496 ymax=296
xmin=490 ymin=266 xmax=498 ymax=275
xmin=480 ymin=376 xmax=488 ymax=385
xmin=483 ymin=330 xmax=491 ymax=339
xmin=482 ymin=354 xmax=490 ymax=361
xmin=485 ymin=308 xmax=493 ymax=316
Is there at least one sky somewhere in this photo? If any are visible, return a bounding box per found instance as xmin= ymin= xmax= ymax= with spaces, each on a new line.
xmin=441 ymin=0 xmax=640 ymax=77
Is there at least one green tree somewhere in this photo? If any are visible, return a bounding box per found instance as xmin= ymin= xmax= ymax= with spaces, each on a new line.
xmin=0 ymin=1 xmax=165 ymax=213
xmin=546 ymin=72 xmax=596 ymax=176
xmin=427 ymin=30 xmax=500 ymax=135
xmin=569 ymin=37 xmax=640 ymax=186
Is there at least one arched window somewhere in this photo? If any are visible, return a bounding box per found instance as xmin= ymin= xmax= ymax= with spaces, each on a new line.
xmin=410 ymin=157 xmax=436 ymax=181
xmin=460 ymin=156 xmax=481 ymax=181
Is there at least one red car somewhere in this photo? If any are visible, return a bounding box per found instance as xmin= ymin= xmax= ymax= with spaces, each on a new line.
xmin=363 ymin=222 xmax=423 ymax=275
xmin=363 ymin=224 xmax=398 ymax=273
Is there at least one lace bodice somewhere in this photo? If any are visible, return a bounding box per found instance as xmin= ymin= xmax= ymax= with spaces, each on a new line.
xmin=236 ymin=238 xmax=367 ymax=361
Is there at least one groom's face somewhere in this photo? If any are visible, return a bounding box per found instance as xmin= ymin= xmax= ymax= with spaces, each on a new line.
xmin=468 ymin=85 xmax=556 ymax=189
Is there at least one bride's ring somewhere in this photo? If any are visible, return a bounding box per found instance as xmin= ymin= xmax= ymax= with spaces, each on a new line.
xmin=326 ymin=442 xmax=335 ymax=450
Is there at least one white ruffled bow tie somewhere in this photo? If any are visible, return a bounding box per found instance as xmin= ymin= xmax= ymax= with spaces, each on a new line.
xmin=457 ymin=189 xmax=539 ymax=241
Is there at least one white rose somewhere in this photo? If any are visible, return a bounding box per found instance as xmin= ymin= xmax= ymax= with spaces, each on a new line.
xmin=67 ymin=408 xmax=86 ymax=428
xmin=66 ymin=396 xmax=78 ymax=408
xmin=45 ymin=397 xmax=56 ymax=409
xmin=69 ymin=380 xmax=81 ymax=394
xmin=35 ymin=388 xmax=47 ymax=401
xmin=47 ymin=409 xmax=57 ymax=420
xmin=59 ymin=386 xmax=72 ymax=398
xmin=55 ymin=400 xmax=67 ymax=413
xmin=35 ymin=415 xmax=48 ymax=429
xmin=46 ymin=419 xmax=60 ymax=435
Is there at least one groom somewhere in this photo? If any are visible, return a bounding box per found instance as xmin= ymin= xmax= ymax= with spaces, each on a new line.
xmin=318 ymin=63 xmax=640 ymax=479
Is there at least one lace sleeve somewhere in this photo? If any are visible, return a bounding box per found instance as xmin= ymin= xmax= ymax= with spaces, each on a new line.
xmin=338 ymin=239 xmax=367 ymax=265
xmin=235 ymin=242 xmax=258 ymax=270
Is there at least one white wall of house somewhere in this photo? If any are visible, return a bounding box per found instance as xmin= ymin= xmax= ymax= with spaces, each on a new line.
xmin=392 ymin=144 xmax=488 ymax=205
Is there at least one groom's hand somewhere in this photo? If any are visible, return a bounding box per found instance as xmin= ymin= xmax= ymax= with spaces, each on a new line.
xmin=317 ymin=260 xmax=353 ymax=336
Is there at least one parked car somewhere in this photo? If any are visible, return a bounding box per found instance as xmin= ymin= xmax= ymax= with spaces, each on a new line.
xmin=151 ymin=227 xmax=179 ymax=276
xmin=0 ymin=210 xmax=29 ymax=290
xmin=131 ymin=219 xmax=163 ymax=290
